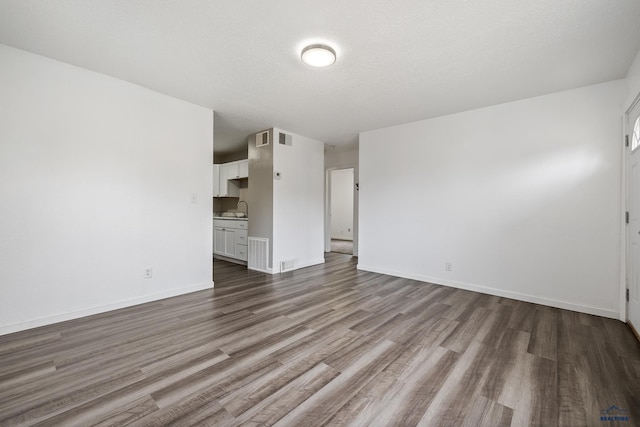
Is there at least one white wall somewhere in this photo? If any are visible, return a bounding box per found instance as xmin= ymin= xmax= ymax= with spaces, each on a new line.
xmin=330 ymin=169 xmax=354 ymax=240
xmin=325 ymin=148 xmax=359 ymax=170
xmin=359 ymin=80 xmax=624 ymax=319
xmin=625 ymin=48 xmax=640 ymax=110
xmin=273 ymin=129 xmax=325 ymax=271
xmin=0 ymin=44 xmax=213 ymax=335
xmin=325 ymin=148 xmax=359 ymax=255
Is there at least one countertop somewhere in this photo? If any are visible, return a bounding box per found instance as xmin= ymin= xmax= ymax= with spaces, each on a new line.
xmin=213 ymin=216 xmax=248 ymax=221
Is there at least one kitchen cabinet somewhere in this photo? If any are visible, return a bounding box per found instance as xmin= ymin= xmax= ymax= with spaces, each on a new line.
xmin=223 ymin=228 xmax=236 ymax=257
xmin=237 ymin=160 xmax=248 ymax=179
xmin=214 ymin=227 xmax=237 ymax=258
xmin=213 ymin=219 xmax=248 ymax=264
xmin=235 ymin=229 xmax=248 ymax=261
xmin=213 ymin=164 xmax=220 ymax=197
xmin=220 ymin=162 xmax=236 ymax=181
xmin=218 ymin=163 xmax=240 ymax=197
xmin=221 ymin=160 xmax=249 ymax=180
xmin=213 ymin=227 xmax=226 ymax=253
xmin=214 ymin=160 xmax=248 ymax=198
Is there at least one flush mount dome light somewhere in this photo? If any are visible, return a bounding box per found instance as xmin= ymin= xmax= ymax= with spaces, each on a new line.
xmin=301 ymin=44 xmax=336 ymax=67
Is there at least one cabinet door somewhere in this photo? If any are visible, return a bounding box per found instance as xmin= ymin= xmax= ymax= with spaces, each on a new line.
xmin=221 ymin=162 xmax=238 ymax=180
xmin=237 ymin=160 xmax=248 ymax=179
xmin=223 ymin=229 xmax=236 ymax=257
xmin=213 ymin=227 xmax=225 ymax=254
xmin=213 ymin=164 xmax=220 ymax=197
xmin=219 ymin=163 xmax=240 ymax=197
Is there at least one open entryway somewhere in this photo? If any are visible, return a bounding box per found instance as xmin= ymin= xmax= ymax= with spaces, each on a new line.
xmin=626 ymin=95 xmax=640 ymax=336
xmin=326 ymin=167 xmax=356 ymax=256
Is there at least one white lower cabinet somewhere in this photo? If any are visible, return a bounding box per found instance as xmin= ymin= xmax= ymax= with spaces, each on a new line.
xmin=213 ymin=219 xmax=248 ymax=263
xmin=235 ymin=229 xmax=248 ymax=261
xmin=213 ymin=227 xmax=226 ymax=254
xmin=223 ymin=228 xmax=237 ymax=257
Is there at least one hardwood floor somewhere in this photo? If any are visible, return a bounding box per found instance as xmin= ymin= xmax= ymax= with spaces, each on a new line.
xmin=1 ymin=253 xmax=639 ymax=426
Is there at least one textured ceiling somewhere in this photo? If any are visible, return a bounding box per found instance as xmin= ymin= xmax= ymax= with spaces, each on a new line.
xmin=1 ymin=1 xmax=639 ymax=154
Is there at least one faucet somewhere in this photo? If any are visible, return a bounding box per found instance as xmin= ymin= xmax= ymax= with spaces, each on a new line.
xmin=237 ymin=200 xmax=248 ymax=218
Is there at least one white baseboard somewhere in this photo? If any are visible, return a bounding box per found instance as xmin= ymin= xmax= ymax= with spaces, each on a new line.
xmin=249 ymin=258 xmax=325 ymax=275
xmin=299 ymin=258 xmax=326 ymax=269
xmin=356 ymin=264 xmax=619 ymax=320
xmin=0 ymin=281 xmax=213 ymax=336
xmin=271 ymin=258 xmax=326 ymax=274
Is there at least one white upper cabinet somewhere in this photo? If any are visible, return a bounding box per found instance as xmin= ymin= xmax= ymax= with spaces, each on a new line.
xmin=221 ymin=160 xmax=248 ymax=180
xmin=214 ymin=163 xmax=238 ymax=197
xmin=220 ymin=162 xmax=237 ymax=182
xmin=237 ymin=159 xmax=248 ymax=179
xmin=214 ymin=160 xmax=248 ymax=197
xmin=213 ymin=164 xmax=220 ymax=197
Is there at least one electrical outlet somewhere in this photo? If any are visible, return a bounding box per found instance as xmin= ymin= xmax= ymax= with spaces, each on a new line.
xmin=144 ymin=267 xmax=153 ymax=279
xmin=445 ymin=262 xmax=452 ymax=272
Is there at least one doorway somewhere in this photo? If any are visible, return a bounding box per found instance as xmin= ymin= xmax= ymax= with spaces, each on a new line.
xmin=326 ymin=168 xmax=356 ymax=256
xmin=626 ymin=96 xmax=640 ymax=335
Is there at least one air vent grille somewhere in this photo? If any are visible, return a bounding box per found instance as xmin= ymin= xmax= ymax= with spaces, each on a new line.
xmin=280 ymin=259 xmax=295 ymax=272
xmin=278 ymin=132 xmax=292 ymax=146
xmin=248 ymin=237 xmax=269 ymax=272
xmin=256 ymin=131 xmax=270 ymax=147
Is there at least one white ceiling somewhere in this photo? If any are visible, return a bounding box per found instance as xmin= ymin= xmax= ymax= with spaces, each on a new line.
xmin=1 ymin=1 xmax=639 ymax=154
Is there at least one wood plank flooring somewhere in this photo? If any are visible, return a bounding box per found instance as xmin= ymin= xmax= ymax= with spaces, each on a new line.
xmin=1 ymin=253 xmax=639 ymax=426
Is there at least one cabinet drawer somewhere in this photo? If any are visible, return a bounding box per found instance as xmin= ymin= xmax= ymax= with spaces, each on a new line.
xmin=235 ymin=244 xmax=248 ymax=261
xmin=214 ymin=219 xmax=248 ymax=230
xmin=214 ymin=219 xmax=232 ymax=229
xmin=236 ymin=230 xmax=248 ymax=245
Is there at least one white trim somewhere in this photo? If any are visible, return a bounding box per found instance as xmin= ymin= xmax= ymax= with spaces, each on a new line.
xmin=626 ymin=91 xmax=640 ymax=116
xmin=357 ymin=264 xmax=620 ymax=320
xmin=325 ymin=165 xmax=358 ymax=256
xmin=310 ymin=258 xmax=327 ymax=266
xmin=0 ymin=281 xmax=214 ymax=336
xmin=298 ymin=258 xmax=326 ymax=270
xmin=622 ymin=114 xmax=630 ymax=322
xmin=272 ymin=258 xmax=326 ymax=275
xmin=325 ymin=168 xmax=332 ymax=253
xmin=623 ymin=91 xmax=640 ymax=322
xmin=249 ymin=258 xmax=324 ymax=275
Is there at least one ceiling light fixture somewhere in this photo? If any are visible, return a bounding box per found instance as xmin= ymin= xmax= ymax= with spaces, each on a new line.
xmin=301 ymin=44 xmax=336 ymax=68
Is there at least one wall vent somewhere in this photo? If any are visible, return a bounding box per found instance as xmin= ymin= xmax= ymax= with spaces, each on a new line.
xmin=278 ymin=132 xmax=292 ymax=146
xmin=256 ymin=131 xmax=270 ymax=147
xmin=248 ymin=237 xmax=269 ymax=272
xmin=280 ymin=259 xmax=295 ymax=272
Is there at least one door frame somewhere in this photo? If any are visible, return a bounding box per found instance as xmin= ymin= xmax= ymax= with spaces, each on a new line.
xmin=325 ymin=165 xmax=358 ymax=256
xmin=624 ymin=91 xmax=640 ymax=323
